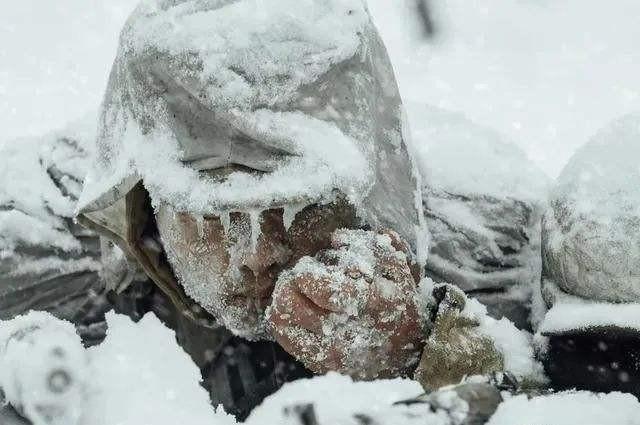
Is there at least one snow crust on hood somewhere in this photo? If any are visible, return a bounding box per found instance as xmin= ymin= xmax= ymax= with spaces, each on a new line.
xmin=77 ymin=0 xmax=375 ymax=214
xmin=79 ymin=0 xmax=426 ymax=259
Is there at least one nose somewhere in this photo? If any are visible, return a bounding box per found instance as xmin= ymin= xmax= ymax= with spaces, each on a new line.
xmin=242 ymin=209 xmax=292 ymax=307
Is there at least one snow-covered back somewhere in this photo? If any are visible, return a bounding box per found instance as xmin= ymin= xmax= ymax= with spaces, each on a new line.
xmin=542 ymin=114 xmax=640 ymax=303
xmin=407 ymin=103 xmax=549 ymax=203
xmin=552 ymin=113 xmax=640 ymax=224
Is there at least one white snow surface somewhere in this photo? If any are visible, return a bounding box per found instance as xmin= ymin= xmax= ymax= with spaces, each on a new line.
xmin=487 ymin=391 xmax=640 ymax=425
xmin=86 ymin=312 xmax=236 ymax=425
xmin=551 ymin=113 xmax=640 ymax=222
xmin=539 ymin=302 xmax=640 ymax=334
xmin=0 ymin=311 xmax=236 ymax=425
xmin=247 ymin=372 xmax=455 ymax=425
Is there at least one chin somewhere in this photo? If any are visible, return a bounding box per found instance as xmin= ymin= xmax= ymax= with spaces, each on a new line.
xmin=218 ymin=306 xmax=271 ymax=341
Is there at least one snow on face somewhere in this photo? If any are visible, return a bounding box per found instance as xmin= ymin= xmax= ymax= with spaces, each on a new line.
xmin=155 ymin=199 xmax=359 ymax=340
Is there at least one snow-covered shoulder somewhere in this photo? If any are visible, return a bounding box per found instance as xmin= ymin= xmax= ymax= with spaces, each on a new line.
xmin=406 ymin=102 xmax=550 ymax=203
xmin=0 ymin=114 xmax=96 ymax=255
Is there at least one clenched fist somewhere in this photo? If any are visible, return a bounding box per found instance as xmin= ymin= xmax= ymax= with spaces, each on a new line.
xmin=266 ymin=228 xmax=426 ymax=380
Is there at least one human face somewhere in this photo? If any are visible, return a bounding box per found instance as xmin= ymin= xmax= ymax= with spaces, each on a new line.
xmin=155 ymin=199 xmax=357 ymax=340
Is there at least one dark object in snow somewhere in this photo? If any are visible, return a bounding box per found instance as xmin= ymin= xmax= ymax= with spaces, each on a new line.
xmin=416 ymin=0 xmax=437 ymax=38
xmin=415 ymin=285 xmax=503 ymax=392
xmin=424 ymin=189 xmax=540 ymax=331
xmin=542 ymin=326 xmax=640 ymax=396
xmin=395 ymin=381 xmax=503 ymax=425
xmin=0 ymin=402 xmax=30 ymax=425
xmin=283 ymin=403 xmax=319 ymax=425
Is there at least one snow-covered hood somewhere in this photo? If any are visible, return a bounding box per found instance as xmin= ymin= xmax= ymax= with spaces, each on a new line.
xmin=78 ymin=0 xmax=426 ymax=259
xmin=542 ymin=113 xmax=640 ymax=303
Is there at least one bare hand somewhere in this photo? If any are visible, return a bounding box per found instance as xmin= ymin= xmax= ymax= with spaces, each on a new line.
xmin=267 ymin=229 xmax=425 ymax=379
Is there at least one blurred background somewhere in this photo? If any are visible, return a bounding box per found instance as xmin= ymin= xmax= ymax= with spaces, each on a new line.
xmin=1 ymin=0 xmax=639 ymax=177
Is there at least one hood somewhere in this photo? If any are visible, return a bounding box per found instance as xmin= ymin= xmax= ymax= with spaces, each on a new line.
xmin=78 ymin=0 xmax=427 ymax=260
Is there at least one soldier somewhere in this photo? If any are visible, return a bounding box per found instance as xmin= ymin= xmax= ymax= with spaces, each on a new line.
xmin=537 ymin=114 xmax=640 ymax=395
xmin=73 ymin=0 xmax=430 ymax=417
xmin=0 ymin=1 xmax=525 ymax=422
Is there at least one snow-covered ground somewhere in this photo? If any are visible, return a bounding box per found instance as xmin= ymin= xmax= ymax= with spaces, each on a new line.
xmin=3 ymin=312 xmax=640 ymax=425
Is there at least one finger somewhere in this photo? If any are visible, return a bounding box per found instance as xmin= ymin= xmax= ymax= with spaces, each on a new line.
xmin=272 ymin=324 xmax=342 ymax=374
xmin=293 ymin=272 xmax=362 ymax=315
xmin=378 ymin=228 xmax=412 ymax=258
xmin=268 ymin=279 xmax=331 ymax=334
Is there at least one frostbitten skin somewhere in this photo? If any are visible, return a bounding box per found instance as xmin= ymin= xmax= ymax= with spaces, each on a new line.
xmin=155 ymin=199 xmax=358 ymax=340
xmin=156 ymin=206 xmax=291 ymax=339
xmin=267 ymin=229 xmax=426 ymax=380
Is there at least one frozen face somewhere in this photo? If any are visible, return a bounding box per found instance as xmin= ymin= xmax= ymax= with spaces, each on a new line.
xmin=155 ymin=198 xmax=357 ymax=340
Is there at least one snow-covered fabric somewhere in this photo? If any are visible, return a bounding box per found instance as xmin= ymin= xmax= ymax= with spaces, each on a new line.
xmin=541 ymin=114 xmax=640 ymax=304
xmin=78 ymin=0 xmax=427 ymax=263
xmin=0 ymin=117 xmax=107 ymax=339
xmin=408 ymin=104 xmax=550 ymax=328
